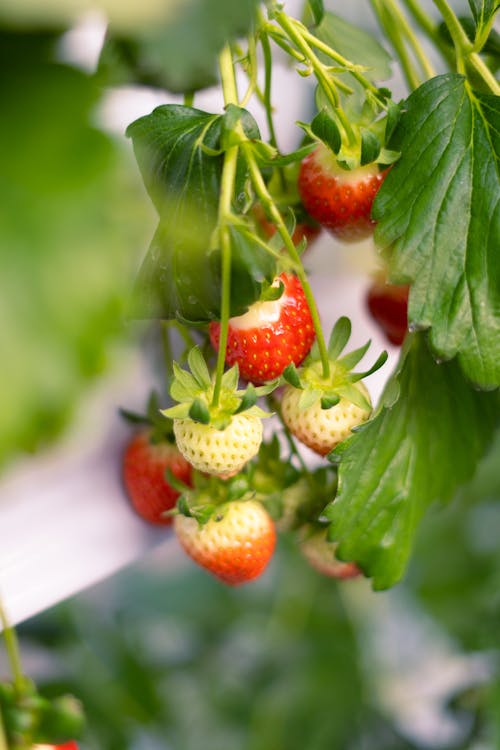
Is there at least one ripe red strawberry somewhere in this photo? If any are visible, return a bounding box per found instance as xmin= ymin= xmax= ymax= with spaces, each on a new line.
xmin=123 ymin=429 xmax=193 ymax=524
xmin=300 ymin=527 xmax=360 ymax=580
xmin=298 ymin=143 xmax=387 ymax=242
xmin=366 ymin=276 xmax=409 ymax=345
xmin=33 ymin=744 xmax=79 ymax=749
xmin=174 ymin=500 xmax=276 ymax=585
xmin=209 ymin=272 xmax=315 ymax=385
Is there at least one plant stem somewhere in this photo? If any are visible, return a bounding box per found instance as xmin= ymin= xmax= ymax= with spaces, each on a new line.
xmin=183 ymin=92 xmax=194 ymax=107
xmin=370 ymin=0 xmax=423 ymax=90
xmin=0 ymin=707 xmax=8 ymax=750
xmin=239 ymin=30 xmax=258 ymax=108
xmin=212 ymin=44 xmax=240 ymax=408
xmin=241 ymin=142 xmax=330 ymax=379
xmin=384 ymin=0 xmax=436 ymax=79
xmin=271 ymin=11 xmax=356 ymax=145
xmin=401 ymin=0 xmax=454 ymax=67
xmin=433 ymin=0 xmax=500 ymax=92
xmin=0 ymin=599 xmax=24 ymax=693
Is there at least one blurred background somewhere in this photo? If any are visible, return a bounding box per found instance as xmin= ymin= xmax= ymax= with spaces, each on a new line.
xmin=1 ymin=0 xmax=499 ymax=747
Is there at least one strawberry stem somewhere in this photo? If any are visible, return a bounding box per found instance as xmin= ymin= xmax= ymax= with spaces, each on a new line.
xmin=0 ymin=599 xmax=25 ymax=693
xmin=382 ymin=0 xmax=437 ymax=80
xmin=433 ymin=0 xmax=500 ymax=93
xmin=212 ymin=43 xmax=241 ymax=408
xmin=269 ymin=11 xmax=356 ymax=146
xmin=400 ymin=0 xmax=454 ymax=68
xmin=0 ymin=708 xmax=7 ymax=750
xmin=370 ymin=0 xmax=423 ymax=90
xmin=241 ymin=142 xmax=331 ymax=380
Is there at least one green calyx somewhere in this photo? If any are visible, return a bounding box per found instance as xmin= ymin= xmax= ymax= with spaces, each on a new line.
xmin=282 ymin=316 xmax=388 ymax=411
xmin=174 ymin=472 xmax=257 ymax=526
xmin=161 ymin=346 xmax=278 ymax=430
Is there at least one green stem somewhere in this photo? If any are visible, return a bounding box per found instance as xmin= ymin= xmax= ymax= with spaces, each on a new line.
xmin=384 ymin=0 xmax=436 ymax=79
xmin=401 ymin=0 xmax=454 ymax=67
xmin=433 ymin=0 xmax=500 ymax=92
xmin=239 ymin=31 xmax=258 ymax=108
xmin=271 ymin=11 xmax=355 ymax=144
xmin=0 ymin=707 xmax=8 ymax=750
xmin=241 ymin=142 xmax=330 ymax=379
xmin=160 ymin=321 xmax=173 ymax=392
xmin=370 ymin=0 xmax=423 ymax=90
xmin=183 ymin=92 xmax=194 ymax=107
xmin=0 ymin=600 xmax=24 ymax=693
xmin=212 ymin=44 xmax=240 ymax=409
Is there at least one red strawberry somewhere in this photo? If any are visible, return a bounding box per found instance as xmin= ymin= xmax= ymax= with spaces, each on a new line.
xmin=252 ymin=203 xmax=321 ymax=252
xmin=209 ymin=272 xmax=315 ymax=385
xmin=366 ymin=276 xmax=409 ymax=345
xmin=174 ymin=500 xmax=276 ymax=585
xmin=33 ymin=744 xmax=79 ymax=749
xmin=298 ymin=143 xmax=387 ymax=242
xmin=123 ymin=429 xmax=192 ymax=525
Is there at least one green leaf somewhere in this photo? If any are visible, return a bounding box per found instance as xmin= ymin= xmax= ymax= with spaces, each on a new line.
xmin=467 ymin=0 xmax=499 ymax=29
xmin=328 ymin=317 xmax=352 ymax=359
xmin=98 ymin=0 xmax=260 ymax=92
xmin=315 ymin=12 xmax=392 ymax=82
xmin=326 ymin=334 xmax=499 ymax=590
xmin=310 ymin=110 xmax=341 ymax=153
xmin=360 ymin=129 xmax=380 ymax=165
xmin=373 ymin=75 xmax=500 ymax=389
xmin=306 ymin=0 xmax=325 ymax=25
xmin=187 ymin=347 xmax=212 ymax=390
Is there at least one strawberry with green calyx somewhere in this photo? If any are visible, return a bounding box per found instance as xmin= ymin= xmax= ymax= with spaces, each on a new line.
xmin=161 ymin=347 xmax=277 ymax=478
xmin=208 ymin=272 xmax=316 ymax=385
xmin=172 ymin=473 xmax=276 ymax=585
xmin=299 ymin=525 xmax=361 ymax=580
xmin=121 ymin=392 xmax=193 ymax=525
xmin=280 ymin=317 xmax=387 ymax=457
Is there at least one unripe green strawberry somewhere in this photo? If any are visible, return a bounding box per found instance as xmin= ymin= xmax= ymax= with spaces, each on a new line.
xmin=174 ymin=500 xmax=276 ymax=585
xmin=281 ymin=381 xmax=371 ymax=456
xmin=300 ymin=527 xmax=360 ymax=579
xmin=173 ymin=413 xmax=263 ymax=478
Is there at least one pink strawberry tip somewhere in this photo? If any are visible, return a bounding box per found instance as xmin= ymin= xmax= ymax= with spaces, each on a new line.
xmin=282 ymin=316 xmax=388 ymax=411
xmin=161 ymin=345 xmax=279 ymax=429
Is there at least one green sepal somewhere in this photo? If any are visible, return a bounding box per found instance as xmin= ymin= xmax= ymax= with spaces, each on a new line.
xmin=236 ymin=383 xmax=258 ymax=413
xmin=360 ymin=129 xmax=381 ymax=165
xmin=188 ymin=346 xmax=212 ymax=389
xmin=299 ymin=387 xmax=323 ymax=410
xmin=310 ymin=109 xmax=341 ymax=154
xmin=257 ymin=142 xmax=316 ymax=168
xmin=189 ymin=397 xmax=211 ymax=424
xmin=335 ymin=383 xmax=372 ymax=411
xmin=260 ymin=277 xmax=285 ymax=302
xmin=221 ymin=364 xmax=240 ymax=393
xmin=171 ymin=361 xmax=200 ymax=401
xmin=351 ymin=350 xmax=389 ymax=381
xmin=283 ymin=363 xmax=303 ymax=388
xmin=165 ymin=467 xmax=192 ymax=493
xmin=337 ymin=340 xmax=371 ymax=370
xmin=328 ymin=317 xmax=352 ymax=359
xmin=161 ymin=403 xmax=191 ymax=420
xmin=321 ymin=394 xmax=341 ymax=410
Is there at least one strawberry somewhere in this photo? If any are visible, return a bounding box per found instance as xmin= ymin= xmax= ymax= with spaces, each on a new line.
xmin=299 ymin=527 xmax=360 ymax=580
xmin=123 ymin=429 xmax=193 ymax=524
xmin=174 ymin=499 xmax=276 ymax=585
xmin=366 ymin=275 xmax=409 ymax=346
xmin=209 ymin=272 xmax=316 ymax=385
xmin=281 ymin=381 xmax=371 ymax=456
xmin=162 ymin=347 xmax=276 ymax=478
xmin=33 ymin=744 xmax=79 ymax=749
xmin=280 ymin=317 xmax=387 ymax=456
xmin=298 ymin=143 xmax=387 ymax=242
xmin=173 ymin=413 xmax=263 ymax=478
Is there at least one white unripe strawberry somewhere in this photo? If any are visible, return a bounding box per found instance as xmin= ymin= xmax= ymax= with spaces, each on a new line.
xmin=173 ymin=413 xmax=263 ymax=478
xmin=281 ymin=381 xmax=371 ymax=456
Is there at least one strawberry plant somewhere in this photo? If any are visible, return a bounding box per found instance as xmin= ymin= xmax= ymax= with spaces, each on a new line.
xmin=113 ymin=0 xmax=500 ymax=590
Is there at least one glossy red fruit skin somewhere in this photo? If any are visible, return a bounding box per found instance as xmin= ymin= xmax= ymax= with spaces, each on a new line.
xmin=209 ymin=272 xmax=316 ymax=385
xmin=298 ymin=146 xmax=387 ymax=242
xmin=33 ymin=743 xmax=79 ymax=749
xmin=123 ymin=430 xmax=193 ymax=525
xmin=366 ymin=279 xmax=409 ymax=346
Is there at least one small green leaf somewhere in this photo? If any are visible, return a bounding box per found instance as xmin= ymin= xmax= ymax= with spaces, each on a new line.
xmin=328 ymin=317 xmax=352 ymax=359
xmin=335 ymin=383 xmax=371 ymax=411
xmin=188 ymin=347 xmax=212 ymax=389
xmin=307 ymin=0 xmax=325 ymax=25
xmin=321 ymin=394 xmax=340 ymax=409
xmin=310 ymin=110 xmax=341 ymax=153
xmin=189 ymin=398 xmax=210 ymax=424
xmin=299 ymin=388 xmax=322 ymax=410
xmin=326 ymin=334 xmax=499 ymax=590
xmin=283 ymin=363 xmax=303 ymax=388
xmin=337 ymin=340 xmax=371 ymax=370
xmin=374 ymin=75 xmax=500 ymax=388
xmin=360 ymin=129 xmax=380 ymax=165
xmin=351 ymin=350 xmax=389 ymax=381
xmin=236 ymin=384 xmax=258 ymax=413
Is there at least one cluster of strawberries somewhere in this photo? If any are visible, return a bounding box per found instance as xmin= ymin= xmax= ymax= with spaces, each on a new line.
xmin=122 ymin=144 xmax=409 ymax=587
